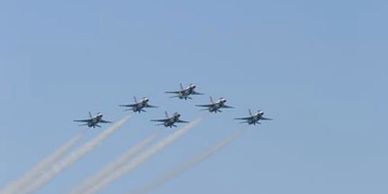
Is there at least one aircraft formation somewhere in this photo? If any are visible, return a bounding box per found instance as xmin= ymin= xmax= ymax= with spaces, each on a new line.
xmin=74 ymin=83 xmax=272 ymax=128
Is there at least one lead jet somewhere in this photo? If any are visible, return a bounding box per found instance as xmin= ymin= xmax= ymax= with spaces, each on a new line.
xmin=119 ymin=97 xmax=158 ymax=113
xmin=151 ymin=112 xmax=189 ymax=128
xmin=196 ymin=97 xmax=233 ymax=113
xmin=235 ymin=109 xmax=272 ymax=125
xmin=165 ymin=83 xmax=204 ymax=100
xmin=74 ymin=112 xmax=112 ymax=128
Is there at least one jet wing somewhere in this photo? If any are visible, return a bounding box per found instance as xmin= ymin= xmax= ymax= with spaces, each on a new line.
xmin=234 ymin=117 xmax=252 ymax=120
xmin=145 ymin=104 xmax=158 ymax=108
xmin=223 ymin=105 xmax=234 ymax=108
xmin=165 ymin=91 xmax=180 ymax=94
xmin=99 ymin=120 xmax=112 ymax=123
xmin=196 ymin=104 xmax=213 ymax=107
xmin=176 ymin=119 xmax=189 ymax=123
xmin=151 ymin=119 xmax=169 ymax=122
xmin=74 ymin=119 xmax=91 ymax=123
xmin=119 ymin=104 xmax=136 ymax=107
xmin=261 ymin=117 xmax=272 ymax=120
xmin=192 ymin=91 xmax=204 ymax=95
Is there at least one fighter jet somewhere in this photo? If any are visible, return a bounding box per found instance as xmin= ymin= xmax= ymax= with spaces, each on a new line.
xmin=119 ymin=97 xmax=158 ymax=113
xmin=235 ymin=109 xmax=272 ymax=125
xmin=165 ymin=83 xmax=204 ymax=100
xmin=196 ymin=97 xmax=233 ymax=113
xmin=151 ymin=111 xmax=189 ymax=128
xmin=74 ymin=112 xmax=112 ymax=128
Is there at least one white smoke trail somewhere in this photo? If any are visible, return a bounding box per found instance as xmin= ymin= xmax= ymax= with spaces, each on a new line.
xmin=0 ymin=131 xmax=84 ymax=194
xmin=70 ymin=132 xmax=160 ymax=194
xmin=22 ymin=114 xmax=131 ymax=194
xmin=129 ymin=128 xmax=246 ymax=194
xmin=83 ymin=118 xmax=201 ymax=194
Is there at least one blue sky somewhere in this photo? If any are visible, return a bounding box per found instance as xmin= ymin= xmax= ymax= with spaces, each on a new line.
xmin=1 ymin=0 xmax=387 ymax=193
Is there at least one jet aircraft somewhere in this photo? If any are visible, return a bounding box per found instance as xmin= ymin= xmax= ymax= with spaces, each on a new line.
xmin=74 ymin=112 xmax=112 ymax=128
xmin=151 ymin=112 xmax=189 ymax=128
xmin=196 ymin=97 xmax=233 ymax=113
xmin=165 ymin=83 xmax=203 ymax=100
xmin=235 ymin=109 xmax=272 ymax=125
xmin=119 ymin=97 xmax=157 ymax=113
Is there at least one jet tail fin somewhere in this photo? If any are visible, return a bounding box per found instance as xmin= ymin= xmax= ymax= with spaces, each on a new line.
xmin=133 ymin=96 xmax=138 ymax=103
xmin=165 ymin=111 xmax=169 ymax=118
xmin=89 ymin=112 xmax=92 ymax=118
xmin=180 ymin=83 xmax=184 ymax=90
xmin=210 ymin=96 xmax=214 ymax=104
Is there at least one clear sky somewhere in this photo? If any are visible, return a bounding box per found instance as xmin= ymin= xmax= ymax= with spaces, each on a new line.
xmin=1 ymin=0 xmax=387 ymax=193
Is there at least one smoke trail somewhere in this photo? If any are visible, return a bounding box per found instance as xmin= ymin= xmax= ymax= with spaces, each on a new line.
xmin=70 ymin=132 xmax=160 ymax=194
xmin=0 ymin=131 xmax=84 ymax=194
xmin=83 ymin=119 xmax=201 ymax=194
xmin=129 ymin=128 xmax=246 ymax=194
xmin=22 ymin=114 xmax=131 ymax=194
